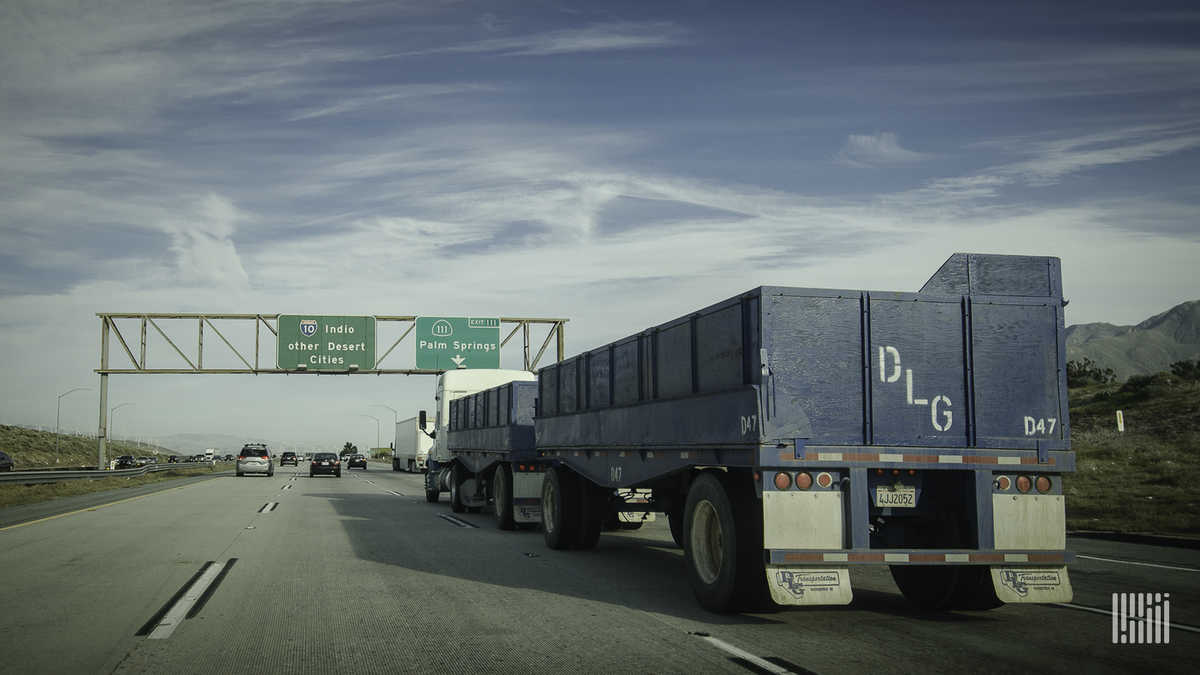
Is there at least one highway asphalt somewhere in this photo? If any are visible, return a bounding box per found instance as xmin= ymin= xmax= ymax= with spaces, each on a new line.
xmin=0 ymin=461 xmax=1195 ymax=674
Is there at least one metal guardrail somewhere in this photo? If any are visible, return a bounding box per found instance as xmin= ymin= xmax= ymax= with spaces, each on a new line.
xmin=0 ymin=462 xmax=218 ymax=485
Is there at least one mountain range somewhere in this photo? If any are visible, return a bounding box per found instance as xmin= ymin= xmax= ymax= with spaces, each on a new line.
xmin=1066 ymin=299 xmax=1200 ymax=380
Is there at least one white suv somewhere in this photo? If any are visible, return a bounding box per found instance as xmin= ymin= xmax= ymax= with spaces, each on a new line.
xmin=236 ymin=444 xmax=274 ymax=477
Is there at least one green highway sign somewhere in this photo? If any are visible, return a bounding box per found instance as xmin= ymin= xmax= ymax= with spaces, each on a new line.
xmin=415 ymin=317 xmax=500 ymax=370
xmin=277 ymin=315 xmax=376 ymax=371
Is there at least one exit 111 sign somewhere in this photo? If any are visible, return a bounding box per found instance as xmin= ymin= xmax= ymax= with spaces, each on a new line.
xmin=415 ymin=317 xmax=500 ymax=370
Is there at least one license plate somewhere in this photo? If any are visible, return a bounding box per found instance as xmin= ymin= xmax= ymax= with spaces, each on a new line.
xmin=875 ymin=486 xmax=916 ymax=508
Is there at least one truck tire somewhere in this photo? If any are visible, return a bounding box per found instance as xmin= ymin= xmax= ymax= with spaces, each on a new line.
xmin=449 ymin=463 xmax=466 ymax=514
xmin=890 ymin=564 xmax=1002 ymax=611
xmin=667 ymin=508 xmax=684 ymax=548
xmin=683 ymin=472 xmax=770 ymax=612
xmin=425 ymin=469 xmax=439 ymax=503
xmin=493 ymin=465 xmax=515 ymax=530
xmin=573 ymin=481 xmax=605 ymax=550
xmin=542 ymin=466 xmax=579 ymax=550
xmin=890 ymin=566 xmax=960 ymax=610
xmin=949 ymin=566 xmax=1002 ymax=610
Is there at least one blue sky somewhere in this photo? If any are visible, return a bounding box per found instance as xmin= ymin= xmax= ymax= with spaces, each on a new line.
xmin=1 ymin=0 xmax=1197 ymax=450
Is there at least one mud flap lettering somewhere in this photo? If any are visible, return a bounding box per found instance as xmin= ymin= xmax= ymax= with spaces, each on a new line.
xmin=765 ymin=566 xmax=853 ymax=606
xmin=515 ymin=506 xmax=542 ymax=523
xmin=990 ymin=566 xmax=1073 ymax=603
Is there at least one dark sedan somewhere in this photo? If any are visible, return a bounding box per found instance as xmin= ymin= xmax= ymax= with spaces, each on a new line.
xmin=114 ymin=455 xmax=137 ymax=469
xmin=348 ymin=454 xmax=367 ymax=470
xmin=309 ymin=452 xmax=341 ymax=477
xmin=0 ymin=450 xmax=12 ymax=472
xmin=280 ymin=451 xmax=298 ymax=466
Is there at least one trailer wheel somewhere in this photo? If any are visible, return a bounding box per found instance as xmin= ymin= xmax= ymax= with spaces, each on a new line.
xmin=667 ymin=508 xmax=684 ymax=548
xmin=449 ymin=463 xmax=466 ymax=514
xmin=949 ymin=566 xmax=1002 ymax=610
xmin=573 ymin=482 xmax=605 ymax=550
xmin=542 ymin=466 xmax=578 ymax=549
xmin=889 ymin=565 xmax=1002 ymax=610
xmin=493 ymin=464 xmax=515 ymax=530
xmin=684 ymin=472 xmax=769 ymax=612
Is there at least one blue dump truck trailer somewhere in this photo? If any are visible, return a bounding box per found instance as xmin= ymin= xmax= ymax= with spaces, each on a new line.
xmin=442 ymin=253 xmax=1074 ymax=613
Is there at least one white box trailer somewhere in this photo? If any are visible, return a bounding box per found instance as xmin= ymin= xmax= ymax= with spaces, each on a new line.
xmin=393 ymin=416 xmax=433 ymax=472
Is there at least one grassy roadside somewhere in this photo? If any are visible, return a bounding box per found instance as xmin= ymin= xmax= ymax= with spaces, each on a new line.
xmin=0 ymin=466 xmax=221 ymax=508
xmin=1065 ymin=377 xmax=1200 ymax=535
xmin=0 ymin=424 xmax=177 ymax=469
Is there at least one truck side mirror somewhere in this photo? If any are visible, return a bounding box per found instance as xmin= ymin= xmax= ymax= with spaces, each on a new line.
xmin=419 ymin=410 xmax=435 ymax=438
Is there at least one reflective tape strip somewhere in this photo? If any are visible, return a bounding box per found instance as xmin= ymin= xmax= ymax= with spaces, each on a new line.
xmin=879 ymin=453 xmax=904 ymax=462
xmin=818 ymin=452 xmax=843 ymax=461
xmin=824 ymin=553 xmax=849 ymax=562
xmin=998 ymin=457 xmax=1022 ymax=465
xmin=884 ymin=553 xmax=909 ymax=563
xmin=1005 ymin=553 xmax=1029 ymax=563
xmin=946 ymin=553 xmax=971 ymax=563
xmin=938 ymin=455 xmax=963 ymax=464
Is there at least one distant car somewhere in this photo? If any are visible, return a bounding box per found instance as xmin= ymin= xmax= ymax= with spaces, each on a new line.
xmin=236 ymin=443 xmax=274 ymax=477
xmin=280 ymin=451 xmax=298 ymax=466
xmin=310 ymin=452 xmax=341 ymax=477
xmin=224 ymin=454 xmax=234 ymax=461
xmin=167 ymin=456 xmax=177 ymax=463
xmin=137 ymin=457 xmax=154 ymax=466
xmin=115 ymin=455 xmax=137 ymax=469
xmin=0 ymin=450 xmax=12 ymax=472
xmin=348 ymin=454 xmax=367 ymax=470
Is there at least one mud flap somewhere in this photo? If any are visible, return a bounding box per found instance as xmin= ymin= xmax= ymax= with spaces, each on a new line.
xmin=765 ymin=566 xmax=853 ymax=606
xmin=991 ymin=566 xmax=1073 ymax=603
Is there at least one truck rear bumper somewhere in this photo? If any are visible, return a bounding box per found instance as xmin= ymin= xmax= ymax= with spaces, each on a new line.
xmin=768 ymin=548 xmax=1073 ymax=565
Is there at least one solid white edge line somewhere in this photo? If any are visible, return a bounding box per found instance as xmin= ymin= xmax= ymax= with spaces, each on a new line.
xmin=148 ymin=562 xmax=226 ymax=640
xmin=1076 ymin=554 xmax=1199 ymax=573
xmin=694 ymin=634 xmax=793 ymax=674
xmin=1054 ymin=603 xmax=1200 ymax=634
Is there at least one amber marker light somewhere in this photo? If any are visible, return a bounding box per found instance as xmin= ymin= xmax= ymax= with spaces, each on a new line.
xmin=1016 ymin=475 xmax=1032 ymax=493
xmin=816 ymin=472 xmax=833 ymax=489
xmin=774 ymin=472 xmax=792 ymax=490
xmin=795 ymin=472 xmax=813 ymax=490
xmin=1036 ymin=476 xmax=1052 ymax=493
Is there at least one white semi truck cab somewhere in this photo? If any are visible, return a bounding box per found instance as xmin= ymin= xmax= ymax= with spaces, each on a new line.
xmin=421 ymin=369 xmax=537 ymax=512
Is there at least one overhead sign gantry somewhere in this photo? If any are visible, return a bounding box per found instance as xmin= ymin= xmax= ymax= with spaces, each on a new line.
xmin=93 ymin=313 xmax=567 ymax=468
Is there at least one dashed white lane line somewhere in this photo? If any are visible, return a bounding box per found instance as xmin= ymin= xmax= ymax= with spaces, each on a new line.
xmin=690 ymin=633 xmax=796 ymax=674
xmin=147 ymin=562 xmax=227 ymax=639
xmin=1076 ymin=554 xmax=1199 ymax=573
xmin=1054 ymin=603 xmax=1200 ymax=634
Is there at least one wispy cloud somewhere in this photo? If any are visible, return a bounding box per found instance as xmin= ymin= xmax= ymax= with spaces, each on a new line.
xmin=835 ymin=132 xmax=930 ymax=168
xmin=286 ymin=84 xmax=498 ymax=121
xmin=394 ymin=21 xmax=687 ymax=57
